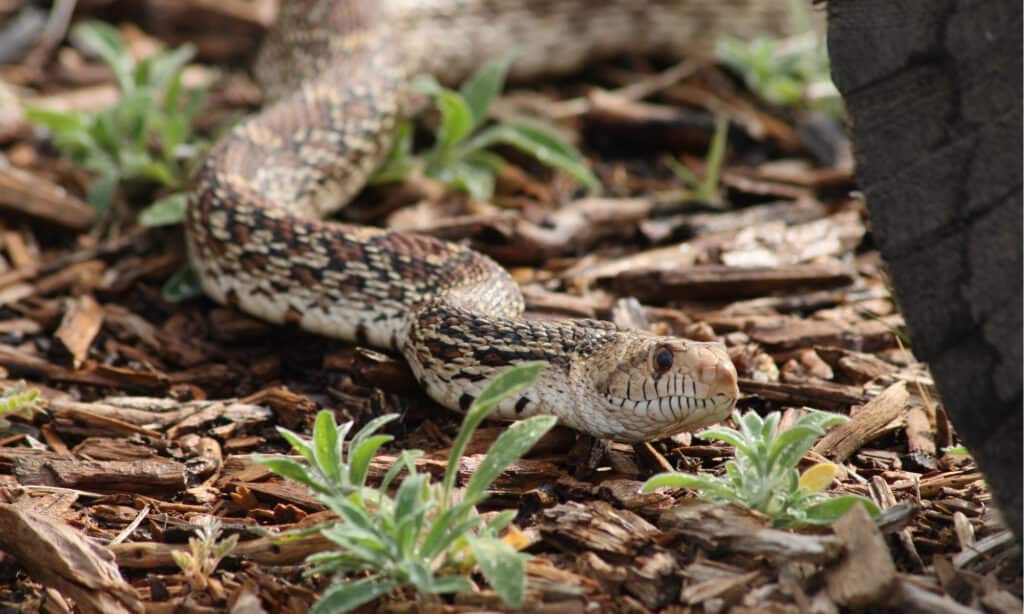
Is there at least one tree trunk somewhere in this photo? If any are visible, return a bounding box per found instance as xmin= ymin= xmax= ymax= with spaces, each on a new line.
xmin=827 ymin=0 xmax=1022 ymax=538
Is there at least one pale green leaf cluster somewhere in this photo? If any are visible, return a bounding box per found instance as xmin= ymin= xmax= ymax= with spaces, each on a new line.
xmin=171 ymin=516 xmax=240 ymax=592
xmin=257 ymin=362 xmax=553 ymax=613
xmin=25 ymin=21 xmax=207 ymax=217
xmin=0 ymin=381 xmax=43 ymax=430
xmin=642 ymin=409 xmax=880 ymax=527
xmin=372 ymin=55 xmax=597 ymax=201
xmin=715 ymin=34 xmax=841 ymax=117
xmin=715 ymin=0 xmax=841 ymax=118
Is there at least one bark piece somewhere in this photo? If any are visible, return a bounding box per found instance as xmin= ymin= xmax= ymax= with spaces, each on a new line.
xmin=13 ymin=454 xmax=187 ymax=495
xmin=0 ymin=165 xmax=94 ymax=229
xmin=826 ymin=503 xmax=898 ymax=608
xmin=813 ymin=381 xmax=909 ymax=462
xmin=0 ymin=504 xmax=142 ymax=613
xmin=659 ymin=503 xmax=842 ymax=563
xmin=610 ymin=261 xmax=855 ymax=302
xmin=54 ymin=294 xmax=103 ymax=368
xmin=540 ymin=500 xmax=660 ymax=556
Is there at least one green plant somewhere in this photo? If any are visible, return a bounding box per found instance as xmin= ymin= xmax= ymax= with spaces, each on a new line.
xmin=664 ymin=114 xmax=729 ymax=205
xmin=715 ymin=1 xmax=841 ymax=116
xmin=171 ymin=516 xmax=240 ymax=592
xmin=0 ymin=381 xmax=43 ymax=430
xmin=642 ymin=409 xmax=880 ymax=527
xmin=257 ymin=362 xmax=555 ymax=613
xmin=25 ymin=20 xmax=207 ymax=218
xmin=372 ymin=56 xmax=597 ymax=201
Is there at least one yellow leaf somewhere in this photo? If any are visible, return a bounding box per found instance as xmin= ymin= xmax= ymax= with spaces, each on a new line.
xmin=502 ymin=525 xmax=531 ymax=551
xmin=799 ymin=463 xmax=837 ymax=492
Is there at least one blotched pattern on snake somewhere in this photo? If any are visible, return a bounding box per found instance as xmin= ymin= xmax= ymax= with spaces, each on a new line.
xmin=186 ymin=0 xmax=791 ymax=441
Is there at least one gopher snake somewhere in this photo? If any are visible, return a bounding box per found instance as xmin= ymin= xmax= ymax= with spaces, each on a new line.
xmin=186 ymin=1 xmax=790 ymax=441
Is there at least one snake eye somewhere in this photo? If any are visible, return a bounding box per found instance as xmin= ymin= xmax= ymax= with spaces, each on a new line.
xmin=654 ymin=346 xmax=674 ymax=372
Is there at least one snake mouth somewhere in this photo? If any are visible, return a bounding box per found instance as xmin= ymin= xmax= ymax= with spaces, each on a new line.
xmin=603 ymin=393 xmax=721 ymax=417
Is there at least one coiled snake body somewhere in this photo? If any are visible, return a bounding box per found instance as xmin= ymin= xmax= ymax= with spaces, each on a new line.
xmin=186 ymin=1 xmax=790 ymax=441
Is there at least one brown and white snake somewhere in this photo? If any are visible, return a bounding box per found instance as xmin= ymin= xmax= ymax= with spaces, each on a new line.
xmin=185 ymin=1 xmax=792 ymax=441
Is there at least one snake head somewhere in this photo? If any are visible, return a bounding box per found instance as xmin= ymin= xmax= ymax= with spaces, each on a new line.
xmin=575 ymin=336 xmax=739 ymax=442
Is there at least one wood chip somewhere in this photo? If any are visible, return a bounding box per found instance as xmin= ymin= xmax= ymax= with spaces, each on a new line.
xmin=813 ymin=381 xmax=909 ymax=462
xmin=825 ymin=503 xmax=898 ymax=608
xmin=659 ymin=503 xmax=842 ymax=563
xmin=54 ymin=294 xmax=103 ymax=368
xmin=0 ymin=165 xmax=94 ymax=229
xmin=0 ymin=504 xmax=143 ymax=613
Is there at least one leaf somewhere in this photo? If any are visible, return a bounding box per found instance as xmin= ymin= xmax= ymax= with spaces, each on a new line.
xmin=311 ymin=577 xmax=399 ymax=614
xmin=640 ymin=472 xmax=737 ymax=499
xmin=431 ymin=158 xmax=497 ymax=201
xmin=459 ymin=54 xmax=515 ymax=128
xmin=348 ymin=434 xmax=394 ymax=489
xmin=434 ymin=90 xmax=475 ymax=150
xmin=255 ymin=457 xmax=324 ymax=494
xmin=24 ymin=108 xmax=84 ymax=133
xmin=277 ymin=427 xmax=316 ymax=466
xmin=696 ymin=426 xmax=751 ymax=456
xmin=419 ymin=506 xmax=485 ymax=562
xmin=137 ymin=192 xmax=188 ymax=226
xmin=410 ymin=74 xmax=444 ymax=96
xmin=442 ymin=362 xmax=545 ymax=506
xmin=468 ymin=535 xmax=528 ymax=609
xmin=422 ymin=574 xmax=475 ymax=595
xmin=800 ymin=495 xmax=880 ymax=526
xmin=146 ymin=44 xmax=196 ymax=94
xmin=460 ymin=123 xmax=597 ymax=189
xmin=465 ymin=415 xmax=556 ymax=502
xmin=86 ymin=170 xmax=119 ymax=213
xmin=798 ymin=463 xmax=838 ymax=493
xmin=699 ymin=115 xmax=729 ymax=201
xmin=380 ymin=449 xmax=423 ymax=493
xmin=312 ymin=410 xmax=342 ymax=484
xmin=71 ymin=21 xmax=134 ymax=93
xmin=160 ymin=264 xmax=202 ymax=302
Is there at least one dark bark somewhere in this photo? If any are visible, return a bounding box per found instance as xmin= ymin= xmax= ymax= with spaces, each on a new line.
xmin=827 ymin=0 xmax=1022 ymax=538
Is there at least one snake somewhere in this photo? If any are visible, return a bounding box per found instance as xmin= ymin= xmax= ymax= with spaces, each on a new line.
xmin=185 ymin=0 xmax=791 ymax=441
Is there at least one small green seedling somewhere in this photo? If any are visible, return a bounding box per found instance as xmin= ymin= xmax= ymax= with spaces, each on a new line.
xmin=372 ymin=55 xmax=597 ymax=201
xmin=664 ymin=114 xmax=729 ymax=206
xmin=715 ymin=1 xmax=841 ymax=116
xmin=26 ymin=20 xmax=207 ymax=219
xmin=257 ymin=362 xmax=555 ymax=613
xmin=642 ymin=409 xmax=880 ymax=527
xmin=0 ymin=381 xmax=43 ymax=430
xmin=171 ymin=516 xmax=239 ymax=593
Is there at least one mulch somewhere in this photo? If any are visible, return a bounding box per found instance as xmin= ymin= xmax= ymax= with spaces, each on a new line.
xmin=0 ymin=2 xmax=1019 ymax=612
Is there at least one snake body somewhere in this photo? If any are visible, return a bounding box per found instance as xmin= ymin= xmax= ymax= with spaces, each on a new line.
xmin=186 ymin=1 xmax=790 ymax=441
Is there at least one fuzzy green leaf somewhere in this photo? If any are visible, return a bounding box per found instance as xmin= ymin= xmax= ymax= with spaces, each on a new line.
xmin=465 ymin=415 xmax=556 ymax=502
xmin=434 ymin=90 xmax=475 ymax=150
xmin=71 ymin=21 xmax=133 ymax=93
xmin=443 ymin=362 xmax=544 ymax=505
xmin=640 ymin=472 xmax=736 ymax=499
xmin=160 ymin=264 xmax=202 ymax=302
xmin=312 ymin=410 xmax=342 ymax=484
xmin=461 ymin=123 xmax=597 ymax=189
xmin=311 ymin=577 xmax=399 ymax=614
xmin=459 ymin=54 xmax=515 ymax=128
xmin=468 ymin=535 xmax=528 ymax=609
xmin=256 ymin=457 xmax=324 ymax=494
xmin=137 ymin=192 xmax=188 ymax=227
xmin=800 ymin=495 xmax=880 ymax=525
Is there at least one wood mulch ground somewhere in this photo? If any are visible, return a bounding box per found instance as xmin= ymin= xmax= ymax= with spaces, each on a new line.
xmin=0 ymin=2 xmax=1020 ymax=613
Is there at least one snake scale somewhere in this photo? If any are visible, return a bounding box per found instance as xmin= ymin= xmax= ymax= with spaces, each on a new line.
xmin=185 ymin=1 xmax=792 ymax=441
